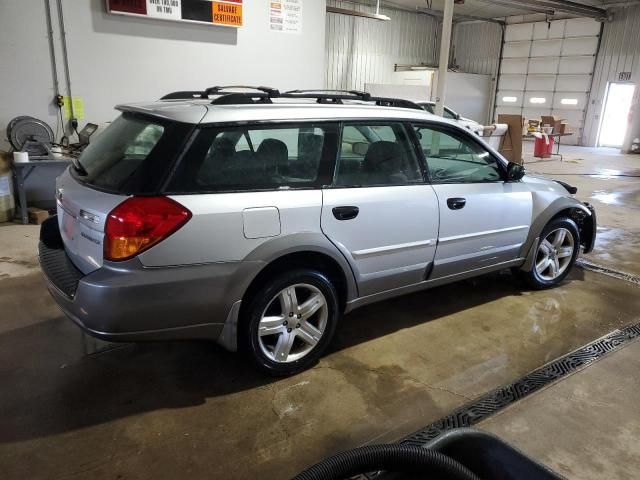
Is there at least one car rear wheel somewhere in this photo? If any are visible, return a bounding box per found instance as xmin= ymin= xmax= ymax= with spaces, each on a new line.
xmin=516 ymin=217 xmax=580 ymax=289
xmin=241 ymin=269 xmax=339 ymax=376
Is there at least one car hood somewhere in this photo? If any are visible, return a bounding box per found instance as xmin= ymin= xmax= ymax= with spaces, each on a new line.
xmin=522 ymin=174 xmax=573 ymax=196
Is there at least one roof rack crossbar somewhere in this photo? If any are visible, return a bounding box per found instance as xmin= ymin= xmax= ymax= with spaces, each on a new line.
xmin=203 ymin=85 xmax=280 ymax=97
xmin=161 ymin=91 xmax=208 ymax=100
xmin=371 ymin=97 xmax=424 ymax=110
xmin=285 ymin=89 xmax=371 ymax=100
xmin=210 ymin=92 xmax=273 ymax=105
xmin=160 ymin=86 xmax=280 ymax=101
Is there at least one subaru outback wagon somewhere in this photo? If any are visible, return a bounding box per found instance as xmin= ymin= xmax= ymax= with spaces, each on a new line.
xmin=39 ymin=86 xmax=596 ymax=375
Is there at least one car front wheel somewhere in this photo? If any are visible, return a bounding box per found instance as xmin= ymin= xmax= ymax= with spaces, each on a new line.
xmin=518 ymin=217 xmax=580 ymax=289
xmin=241 ymin=269 xmax=339 ymax=376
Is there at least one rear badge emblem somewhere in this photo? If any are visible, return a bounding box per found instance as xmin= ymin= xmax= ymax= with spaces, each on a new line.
xmin=80 ymin=231 xmax=101 ymax=245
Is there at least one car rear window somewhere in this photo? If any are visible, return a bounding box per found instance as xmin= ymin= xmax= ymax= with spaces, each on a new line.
xmin=71 ymin=113 xmax=192 ymax=194
xmin=167 ymin=123 xmax=338 ymax=192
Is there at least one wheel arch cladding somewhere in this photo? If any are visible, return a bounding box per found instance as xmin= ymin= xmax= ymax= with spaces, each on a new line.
xmin=548 ymin=206 xmax=594 ymax=253
xmin=240 ymin=233 xmax=359 ymax=313
xmin=521 ymin=197 xmax=593 ymax=259
xmin=241 ymin=250 xmax=352 ymax=316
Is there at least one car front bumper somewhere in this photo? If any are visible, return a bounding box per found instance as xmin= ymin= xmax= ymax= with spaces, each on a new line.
xmin=38 ymin=216 xmax=257 ymax=344
xmin=582 ymin=201 xmax=597 ymax=254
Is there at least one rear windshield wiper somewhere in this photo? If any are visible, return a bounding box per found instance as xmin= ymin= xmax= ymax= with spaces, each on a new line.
xmin=71 ymin=156 xmax=88 ymax=176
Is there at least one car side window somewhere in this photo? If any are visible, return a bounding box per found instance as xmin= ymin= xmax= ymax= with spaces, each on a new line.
xmin=334 ymin=123 xmax=423 ymax=187
xmin=413 ymin=125 xmax=503 ymax=183
xmin=168 ymin=123 xmax=335 ymax=192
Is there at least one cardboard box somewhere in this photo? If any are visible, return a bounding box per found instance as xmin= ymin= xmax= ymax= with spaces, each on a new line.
xmin=497 ymin=114 xmax=525 ymax=165
xmin=541 ymin=115 xmax=564 ymax=134
xmin=28 ymin=207 xmax=49 ymax=225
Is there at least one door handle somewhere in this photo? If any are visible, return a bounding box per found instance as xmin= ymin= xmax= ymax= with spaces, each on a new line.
xmin=447 ymin=198 xmax=466 ymax=210
xmin=332 ymin=206 xmax=359 ymax=221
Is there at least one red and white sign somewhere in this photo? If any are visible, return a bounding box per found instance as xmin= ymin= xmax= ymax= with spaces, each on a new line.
xmin=106 ymin=0 xmax=243 ymax=28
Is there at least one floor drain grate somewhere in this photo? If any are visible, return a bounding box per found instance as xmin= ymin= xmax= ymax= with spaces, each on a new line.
xmin=400 ymin=321 xmax=640 ymax=446
xmin=576 ymin=258 xmax=640 ymax=286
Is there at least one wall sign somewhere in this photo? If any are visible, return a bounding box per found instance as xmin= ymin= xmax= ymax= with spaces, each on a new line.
xmin=270 ymin=0 xmax=302 ymax=34
xmin=618 ymin=71 xmax=632 ymax=82
xmin=106 ymin=0 xmax=243 ymax=28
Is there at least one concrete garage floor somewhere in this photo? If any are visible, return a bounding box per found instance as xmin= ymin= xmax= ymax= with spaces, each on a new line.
xmin=1 ymin=145 xmax=639 ymax=479
xmin=480 ymin=337 xmax=640 ymax=480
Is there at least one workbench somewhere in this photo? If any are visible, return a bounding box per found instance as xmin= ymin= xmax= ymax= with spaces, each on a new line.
xmin=12 ymin=157 xmax=73 ymax=225
xmin=523 ymin=132 xmax=574 ymax=161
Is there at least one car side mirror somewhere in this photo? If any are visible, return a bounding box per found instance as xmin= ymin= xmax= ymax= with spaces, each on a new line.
xmin=507 ymin=162 xmax=525 ymax=181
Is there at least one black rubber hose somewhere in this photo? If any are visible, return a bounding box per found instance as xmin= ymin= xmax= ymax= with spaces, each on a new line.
xmin=292 ymin=444 xmax=481 ymax=480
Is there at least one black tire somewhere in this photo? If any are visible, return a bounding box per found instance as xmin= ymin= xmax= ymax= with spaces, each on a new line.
xmin=240 ymin=269 xmax=339 ymax=376
xmin=515 ymin=217 xmax=580 ymax=289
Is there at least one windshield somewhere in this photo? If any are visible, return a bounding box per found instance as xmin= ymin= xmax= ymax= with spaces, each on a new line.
xmin=72 ymin=113 xmax=190 ymax=194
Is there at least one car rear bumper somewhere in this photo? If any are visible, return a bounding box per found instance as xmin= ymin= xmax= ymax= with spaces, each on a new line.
xmin=38 ymin=216 xmax=257 ymax=343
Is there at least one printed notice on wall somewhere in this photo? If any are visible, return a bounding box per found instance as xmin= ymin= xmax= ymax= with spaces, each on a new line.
xmin=62 ymin=96 xmax=85 ymax=120
xmin=107 ymin=0 xmax=243 ymax=28
xmin=270 ymin=0 xmax=302 ymax=34
xmin=146 ymin=0 xmax=181 ymax=20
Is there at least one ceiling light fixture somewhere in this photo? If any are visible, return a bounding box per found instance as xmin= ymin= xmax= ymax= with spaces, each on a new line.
xmin=326 ymin=0 xmax=391 ymax=21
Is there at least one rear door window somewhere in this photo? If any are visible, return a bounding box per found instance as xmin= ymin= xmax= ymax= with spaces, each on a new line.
xmin=334 ymin=122 xmax=423 ymax=187
xmin=168 ymin=123 xmax=338 ymax=192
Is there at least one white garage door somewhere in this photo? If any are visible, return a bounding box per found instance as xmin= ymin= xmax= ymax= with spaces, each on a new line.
xmin=495 ymin=18 xmax=601 ymax=145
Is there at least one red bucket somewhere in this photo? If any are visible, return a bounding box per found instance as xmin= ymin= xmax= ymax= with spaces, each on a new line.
xmin=534 ymin=136 xmax=553 ymax=158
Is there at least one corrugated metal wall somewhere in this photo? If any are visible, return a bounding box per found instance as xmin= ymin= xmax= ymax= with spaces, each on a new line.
xmin=452 ymin=22 xmax=503 ymax=76
xmin=325 ymin=0 xmax=439 ymax=90
xmin=583 ymin=5 xmax=640 ymax=146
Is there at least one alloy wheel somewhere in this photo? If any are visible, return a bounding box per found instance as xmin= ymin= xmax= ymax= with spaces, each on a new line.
xmin=258 ymin=283 xmax=328 ymax=363
xmin=535 ymin=227 xmax=575 ymax=281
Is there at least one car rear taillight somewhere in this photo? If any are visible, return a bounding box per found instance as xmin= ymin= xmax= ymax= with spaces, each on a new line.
xmin=104 ymin=196 xmax=192 ymax=261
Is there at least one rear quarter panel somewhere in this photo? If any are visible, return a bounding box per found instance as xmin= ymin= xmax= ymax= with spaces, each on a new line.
xmin=138 ymin=189 xmax=323 ymax=266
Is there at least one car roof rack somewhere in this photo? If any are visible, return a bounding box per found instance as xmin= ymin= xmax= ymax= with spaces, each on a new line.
xmin=282 ymin=90 xmax=423 ymax=110
xmin=160 ymin=86 xmax=423 ymax=110
xmin=285 ymin=89 xmax=372 ymax=99
xmin=160 ymin=85 xmax=280 ymax=101
xmin=161 ymin=90 xmax=209 ymax=100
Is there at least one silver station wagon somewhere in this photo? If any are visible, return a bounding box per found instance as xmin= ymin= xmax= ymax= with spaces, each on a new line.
xmin=39 ymin=86 xmax=596 ymax=375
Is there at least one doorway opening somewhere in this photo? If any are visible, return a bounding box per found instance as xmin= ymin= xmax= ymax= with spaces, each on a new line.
xmin=597 ymin=82 xmax=636 ymax=147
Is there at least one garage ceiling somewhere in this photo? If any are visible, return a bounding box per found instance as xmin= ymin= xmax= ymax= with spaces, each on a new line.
xmin=377 ymin=0 xmax=627 ymax=20
xmin=390 ymin=0 xmax=541 ymax=19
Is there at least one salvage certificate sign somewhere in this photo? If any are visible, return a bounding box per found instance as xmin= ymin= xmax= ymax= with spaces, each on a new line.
xmin=106 ymin=0 xmax=243 ymax=28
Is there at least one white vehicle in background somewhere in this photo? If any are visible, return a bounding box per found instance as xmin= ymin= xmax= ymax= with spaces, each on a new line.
xmin=416 ymin=101 xmax=484 ymax=135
